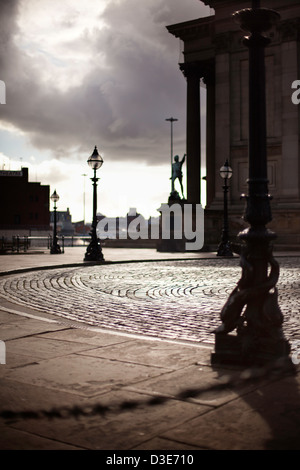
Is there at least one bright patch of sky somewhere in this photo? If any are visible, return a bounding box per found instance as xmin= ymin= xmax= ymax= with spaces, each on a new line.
xmin=14 ymin=0 xmax=109 ymax=91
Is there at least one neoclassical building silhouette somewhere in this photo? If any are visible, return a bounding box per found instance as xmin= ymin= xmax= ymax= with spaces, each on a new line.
xmin=167 ymin=0 xmax=300 ymax=248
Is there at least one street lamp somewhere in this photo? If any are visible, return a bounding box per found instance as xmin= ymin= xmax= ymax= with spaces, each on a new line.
xmin=50 ymin=189 xmax=61 ymax=254
xmin=82 ymin=173 xmax=87 ymax=226
xmin=212 ymin=2 xmax=291 ymax=367
xmin=217 ymin=160 xmax=233 ymax=257
xmin=84 ymin=146 xmax=104 ymax=262
xmin=165 ymin=117 xmax=178 ymax=193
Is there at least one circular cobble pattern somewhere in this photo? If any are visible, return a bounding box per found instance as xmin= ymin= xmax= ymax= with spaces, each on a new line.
xmin=0 ymin=257 xmax=299 ymax=345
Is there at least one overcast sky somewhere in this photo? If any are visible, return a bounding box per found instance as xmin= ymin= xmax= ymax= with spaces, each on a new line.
xmin=0 ymin=0 xmax=212 ymax=222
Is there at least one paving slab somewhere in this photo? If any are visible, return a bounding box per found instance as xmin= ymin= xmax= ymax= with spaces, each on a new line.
xmin=77 ymin=338 xmax=211 ymax=369
xmin=0 ymin=377 xmax=93 ymax=415
xmin=0 ymin=425 xmax=81 ymax=450
xmin=0 ymin=319 xmax=64 ymax=342
xmin=0 ymin=378 xmax=100 ymax=450
xmin=123 ymin=362 xmax=280 ymax=408
xmin=2 ymin=387 xmax=209 ymax=450
xmin=69 ymin=391 xmax=208 ymax=451
xmin=40 ymin=327 xmax=135 ymax=347
xmin=161 ymin=373 xmax=300 ymax=450
xmin=4 ymin=352 xmax=172 ymax=398
xmin=6 ymin=335 xmax=98 ymax=360
xmin=133 ymin=437 xmax=204 ymax=450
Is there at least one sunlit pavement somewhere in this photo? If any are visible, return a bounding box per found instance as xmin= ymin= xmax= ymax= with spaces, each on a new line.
xmin=0 ymin=247 xmax=299 ymax=450
xmin=0 ymin=246 xmax=219 ymax=274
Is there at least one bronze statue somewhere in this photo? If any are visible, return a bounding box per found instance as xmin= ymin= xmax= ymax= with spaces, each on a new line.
xmin=171 ymin=154 xmax=186 ymax=198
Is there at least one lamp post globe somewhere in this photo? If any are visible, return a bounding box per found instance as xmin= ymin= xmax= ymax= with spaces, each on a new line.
xmin=84 ymin=146 xmax=105 ymax=262
xmin=50 ymin=189 xmax=61 ymax=254
xmin=220 ymin=161 xmax=233 ymax=180
xmin=87 ymin=145 xmax=104 ymax=171
xmin=217 ymin=160 xmax=233 ymax=257
xmin=51 ymin=189 xmax=60 ymax=205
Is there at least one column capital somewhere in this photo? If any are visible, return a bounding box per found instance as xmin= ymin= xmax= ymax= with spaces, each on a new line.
xmin=179 ymin=62 xmax=202 ymax=80
xmin=179 ymin=60 xmax=215 ymax=85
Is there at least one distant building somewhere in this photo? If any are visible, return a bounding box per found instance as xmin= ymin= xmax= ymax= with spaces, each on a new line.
xmin=50 ymin=207 xmax=74 ymax=235
xmin=95 ymin=208 xmax=158 ymax=247
xmin=73 ymin=220 xmax=91 ymax=235
xmin=0 ymin=167 xmax=50 ymax=231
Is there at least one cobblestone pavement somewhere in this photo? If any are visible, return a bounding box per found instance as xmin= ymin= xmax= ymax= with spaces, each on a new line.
xmin=0 ymin=257 xmax=299 ymax=346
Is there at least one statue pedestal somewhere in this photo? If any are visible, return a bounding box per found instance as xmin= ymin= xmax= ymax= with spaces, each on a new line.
xmin=168 ymin=190 xmax=182 ymax=204
xmin=156 ymin=195 xmax=187 ymax=253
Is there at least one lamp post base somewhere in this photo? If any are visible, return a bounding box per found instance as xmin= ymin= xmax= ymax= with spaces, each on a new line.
xmin=212 ymin=227 xmax=292 ymax=368
xmin=217 ymin=240 xmax=233 ymax=257
xmin=50 ymin=245 xmax=61 ymax=254
xmin=50 ymin=237 xmax=61 ymax=254
xmin=211 ymin=330 xmax=293 ymax=369
xmin=84 ymin=240 xmax=104 ymax=262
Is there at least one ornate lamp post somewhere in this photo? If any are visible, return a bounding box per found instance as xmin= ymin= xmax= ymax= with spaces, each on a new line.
xmin=84 ymin=146 xmax=104 ymax=262
xmin=212 ymin=2 xmax=291 ymax=367
xmin=50 ymin=189 xmax=61 ymax=254
xmin=217 ymin=160 xmax=233 ymax=257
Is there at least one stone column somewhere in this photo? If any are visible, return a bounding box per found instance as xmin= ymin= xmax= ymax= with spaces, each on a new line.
xmin=180 ymin=63 xmax=202 ymax=204
xmin=203 ymin=62 xmax=216 ymax=208
xmin=280 ymin=20 xmax=300 ymax=202
xmin=214 ymin=51 xmax=231 ymax=204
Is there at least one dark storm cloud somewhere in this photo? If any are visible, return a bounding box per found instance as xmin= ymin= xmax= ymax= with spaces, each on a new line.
xmin=0 ymin=0 xmax=19 ymax=71
xmin=0 ymin=0 xmax=210 ymax=164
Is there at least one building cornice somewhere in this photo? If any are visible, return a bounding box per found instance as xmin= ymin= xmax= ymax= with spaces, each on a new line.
xmin=166 ymin=16 xmax=214 ymax=41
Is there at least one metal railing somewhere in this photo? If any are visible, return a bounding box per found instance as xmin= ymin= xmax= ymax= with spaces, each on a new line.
xmin=0 ymin=235 xmax=91 ymax=253
xmin=0 ymin=235 xmax=30 ymax=253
